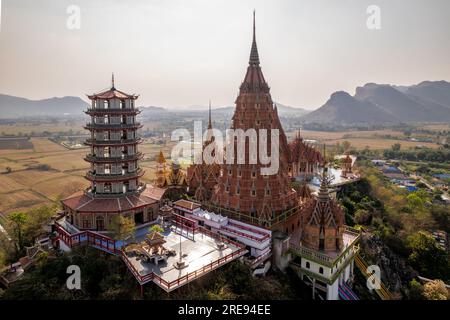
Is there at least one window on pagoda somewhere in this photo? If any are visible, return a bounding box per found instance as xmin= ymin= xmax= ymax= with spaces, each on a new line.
xmin=104 ymin=183 xmax=112 ymax=193
xmin=120 ymin=100 xmax=125 ymax=109
xmin=103 ymin=100 xmax=108 ymax=109
xmin=319 ymin=267 xmax=324 ymax=274
xmin=305 ymin=262 xmax=310 ymax=269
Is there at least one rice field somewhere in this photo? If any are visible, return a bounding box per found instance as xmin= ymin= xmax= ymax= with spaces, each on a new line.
xmin=326 ymin=138 xmax=440 ymax=150
xmin=0 ymin=137 xmax=168 ymax=214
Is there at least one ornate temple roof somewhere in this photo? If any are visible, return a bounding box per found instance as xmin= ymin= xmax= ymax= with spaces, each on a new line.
xmin=87 ymin=74 xmax=138 ymax=100
xmin=289 ymin=131 xmax=323 ymax=164
xmin=61 ymin=187 xmax=158 ymax=213
xmin=239 ymin=11 xmax=269 ymax=94
xmin=302 ymin=168 xmax=345 ymax=230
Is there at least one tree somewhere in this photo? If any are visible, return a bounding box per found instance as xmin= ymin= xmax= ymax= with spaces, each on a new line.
xmin=407 ymin=231 xmax=450 ymax=281
xmin=342 ymin=140 xmax=351 ymax=153
xmin=423 ymin=280 xmax=449 ymax=300
xmin=408 ymin=279 xmax=423 ymax=300
xmin=149 ymin=224 xmax=164 ymax=234
xmin=8 ymin=212 xmax=28 ymax=256
xmin=354 ymin=209 xmax=372 ymax=225
xmin=108 ymin=215 xmax=135 ymax=242
xmin=392 ymin=143 xmax=401 ymax=152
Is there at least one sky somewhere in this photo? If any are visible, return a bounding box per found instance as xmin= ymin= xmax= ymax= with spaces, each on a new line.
xmin=0 ymin=0 xmax=449 ymax=110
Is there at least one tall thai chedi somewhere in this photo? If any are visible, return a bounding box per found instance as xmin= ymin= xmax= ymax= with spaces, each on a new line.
xmin=84 ymin=74 xmax=144 ymax=196
xmin=211 ymin=12 xmax=297 ymax=228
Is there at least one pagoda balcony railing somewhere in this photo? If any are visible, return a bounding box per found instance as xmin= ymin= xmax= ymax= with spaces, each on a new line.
xmin=85 ymin=138 xmax=142 ymax=146
xmin=289 ymin=226 xmax=361 ymax=268
xmin=85 ymin=168 xmax=144 ymax=181
xmin=85 ymin=183 xmax=146 ymax=198
xmin=84 ymin=152 xmax=143 ymax=163
xmin=84 ymin=122 xmax=142 ymax=130
xmin=85 ymin=108 xmax=141 ymax=115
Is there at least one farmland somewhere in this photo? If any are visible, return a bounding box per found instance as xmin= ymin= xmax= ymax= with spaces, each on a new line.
xmin=0 ymin=138 xmax=168 ymax=215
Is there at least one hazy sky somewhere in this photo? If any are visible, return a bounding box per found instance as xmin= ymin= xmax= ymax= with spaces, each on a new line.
xmin=0 ymin=0 xmax=449 ymax=109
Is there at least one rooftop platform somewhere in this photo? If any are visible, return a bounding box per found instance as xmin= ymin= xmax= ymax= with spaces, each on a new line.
xmin=122 ymin=227 xmax=247 ymax=291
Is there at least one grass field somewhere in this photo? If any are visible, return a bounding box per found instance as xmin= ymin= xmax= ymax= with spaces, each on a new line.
xmin=286 ymin=130 xmax=440 ymax=150
xmin=0 ymin=138 xmax=161 ymax=214
xmin=327 ymin=138 xmax=440 ymax=150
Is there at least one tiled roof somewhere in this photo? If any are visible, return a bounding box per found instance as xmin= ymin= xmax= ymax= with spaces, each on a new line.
xmin=173 ymin=199 xmax=201 ymax=211
xmin=62 ymin=188 xmax=157 ymax=213
xmin=88 ymin=88 xmax=138 ymax=100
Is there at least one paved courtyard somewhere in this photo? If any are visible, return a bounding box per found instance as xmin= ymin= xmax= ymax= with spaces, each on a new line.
xmin=124 ymin=227 xmax=245 ymax=291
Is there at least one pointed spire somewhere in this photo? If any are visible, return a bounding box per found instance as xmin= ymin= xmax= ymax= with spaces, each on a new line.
xmin=208 ymin=100 xmax=212 ymax=129
xmin=249 ymin=10 xmax=260 ymax=65
xmin=111 ymin=72 xmax=115 ymax=89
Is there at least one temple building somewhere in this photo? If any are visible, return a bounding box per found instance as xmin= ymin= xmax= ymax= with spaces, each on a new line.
xmin=154 ymin=150 xmax=187 ymax=200
xmin=61 ymin=76 xmax=159 ymax=229
xmin=186 ymin=104 xmax=221 ymax=202
xmin=289 ymin=130 xmax=323 ymax=181
xmin=210 ymin=12 xmax=298 ymax=230
xmin=288 ymin=165 xmax=360 ymax=300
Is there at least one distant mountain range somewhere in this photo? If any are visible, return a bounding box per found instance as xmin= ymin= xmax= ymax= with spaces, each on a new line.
xmin=0 ymin=93 xmax=307 ymax=119
xmin=1 ymin=80 xmax=450 ymax=124
xmin=0 ymin=94 xmax=90 ymax=118
xmin=301 ymin=81 xmax=450 ymax=124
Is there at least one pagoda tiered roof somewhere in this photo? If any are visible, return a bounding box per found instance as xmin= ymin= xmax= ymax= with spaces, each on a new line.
xmin=61 ymin=186 xmax=160 ymax=213
xmin=87 ymin=87 xmax=138 ymax=100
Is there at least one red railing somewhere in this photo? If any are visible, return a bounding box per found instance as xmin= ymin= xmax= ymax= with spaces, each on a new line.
xmin=120 ymin=226 xmax=247 ymax=291
xmin=244 ymin=249 xmax=272 ymax=268
xmin=56 ymin=220 xmax=247 ymax=292
xmin=219 ymin=225 xmax=269 ymax=243
xmin=54 ymin=222 xmax=118 ymax=255
xmin=228 ymin=220 xmax=270 ymax=238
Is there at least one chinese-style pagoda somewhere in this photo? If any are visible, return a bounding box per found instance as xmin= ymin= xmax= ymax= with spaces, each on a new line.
xmin=61 ymin=75 xmax=159 ymax=230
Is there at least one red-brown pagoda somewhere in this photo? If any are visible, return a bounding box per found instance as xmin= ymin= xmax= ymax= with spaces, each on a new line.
xmin=61 ymin=76 xmax=159 ymax=230
xmin=210 ymin=12 xmax=298 ymax=229
xmin=300 ymin=166 xmax=345 ymax=252
xmin=289 ymin=130 xmax=323 ymax=180
xmin=186 ymin=103 xmax=221 ymax=201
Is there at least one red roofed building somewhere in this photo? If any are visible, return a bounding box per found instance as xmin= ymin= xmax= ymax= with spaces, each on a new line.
xmin=62 ymin=76 xmax=159 ymax=230
xmin=289 ymin=130 xmax=323 ymax=180
xmin=210 ymin=13 xmax=298 ymax=230
xmin=186 ymin=104 xmax=221 ymax=202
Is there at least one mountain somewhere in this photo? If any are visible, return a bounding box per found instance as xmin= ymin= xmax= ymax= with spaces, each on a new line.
xmin=301 ymin=91 xmax=393 ymax=124
xmin=403 ymin=81 xmax=450 ymax=108
xmin=301 ymin=81 xmax=450 ymax=124
xmin=0 ymin=94 xmax=89 ymax=118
